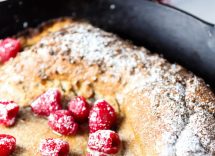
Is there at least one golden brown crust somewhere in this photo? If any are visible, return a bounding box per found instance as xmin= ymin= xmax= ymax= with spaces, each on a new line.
xmin=16 ymin=18 xmax=74 ymax=48
xmin=0 ymin=19 xmax=215 ymax=156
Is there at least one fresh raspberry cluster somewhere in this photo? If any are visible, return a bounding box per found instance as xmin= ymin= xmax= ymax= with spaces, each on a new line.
xmin=0 ymin=38 xmax=120 ymax=156
xmin=87 ymin=100 xmax=120 ymax=155
xmin=31 ymin=89 xmax=121 ymax=155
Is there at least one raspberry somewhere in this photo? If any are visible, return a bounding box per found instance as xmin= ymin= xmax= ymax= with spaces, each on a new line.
xmin=0 ymin=134 xmax=16 ymax=156
xmin=87 ymin=130 xmax=120 ymax=155
xmin=0 ymin=101 xmax=19 ymax=127
xmin=68 ymin=96 xmax=90 ymax=122
xmin=31 ymin=89 xmax=62 ymax=116
xmin=89 ymin=100 xmax=116 ymax=133
xmin=0 ymin=38 xmax=21 ymax=63
xmin=48 ymin=110 xmax=78 ymax=135
xmin=39 ymin=138 xmax=69 ymax=156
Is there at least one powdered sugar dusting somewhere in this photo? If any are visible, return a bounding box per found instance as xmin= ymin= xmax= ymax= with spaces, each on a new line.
xmin=39 ymin=138 xmax=69 ymax=156
xmin=32 ymin=23 xmax=150 ymax=79
xmin=0 ymin=21 xmax=214 ymax=155
xmin=0 ymin=134 xmax=16 ymax=154
xmin=0 ymin=136 xmax=15 ymax=146
xmin=89 ymin=100 xmax=116 ymax=133
xmin=88 ymin=130 xmax=120 ymax=155
xmin=29 ymin=22 xmax=215 ymax=155
xmin=0 ymin=101 xmax=19 ymax=126
xmin=31 ymin=88 xmax=61 ymax=116
xmin=175 ymin=124 xmax=209 ymax=156
xmin=48 ymin=110 xmax=78 ymax=135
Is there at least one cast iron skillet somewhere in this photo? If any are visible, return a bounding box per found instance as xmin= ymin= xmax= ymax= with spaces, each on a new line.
xmin=1 ymin=0 xmax=215 ymax=88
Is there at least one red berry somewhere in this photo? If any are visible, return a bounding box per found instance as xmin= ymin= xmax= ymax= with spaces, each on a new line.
xmin=68 ymin=96 xmax=90 ymax=122
xmin=0 ymin=101 xmax=19 ymax=127
xmin=31 ymin=89 xmax=62 ymax=116
xmin=0 ymin=38 xmax=21 ymax=63
xmin=87 ymin=130 xmax=120 ymax=155
xmin=0 ymin=134 xmax=16 ymax=156
xmin=48 ymin=110 xmax=78 ymax=135
xmin=39 ymin=138 xmax=69 ymax=156
xmin=89 ymin=100 xmax=116 ymax=133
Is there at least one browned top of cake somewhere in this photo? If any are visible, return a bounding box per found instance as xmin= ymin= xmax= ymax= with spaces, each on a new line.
xmin=0 ymin=19 xmax=214 ymax=155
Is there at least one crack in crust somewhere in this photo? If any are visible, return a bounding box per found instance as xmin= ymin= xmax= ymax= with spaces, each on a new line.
xmin=0 ymin=21 xmax=214 ymax=156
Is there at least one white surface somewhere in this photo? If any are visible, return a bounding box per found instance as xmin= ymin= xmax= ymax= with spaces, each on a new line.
xmin=172 ymin=0 xmax=215 ymax=24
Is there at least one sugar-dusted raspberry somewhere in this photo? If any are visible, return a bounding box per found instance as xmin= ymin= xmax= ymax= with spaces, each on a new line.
xmin=87 ymin=130 xmax=120 ymax=155
xmin=48 ymin=110 xmax=78 ymax=135
xmin=39 ymin=138 xmax=69 ymax=156
xmin=89 ymin=100 xmax=116 ymax=133
xmin=0 ymin=38 xmax=21 ymax=63
xmin=31 ymin=89 xmax=62 ymax=116
xmin=68 ymin=96 xmax=90 ymax=122
xmin=0 ymin=101 xmax=19 ymax=127
xmin=0 ymin=134 xmax=16 ymax=156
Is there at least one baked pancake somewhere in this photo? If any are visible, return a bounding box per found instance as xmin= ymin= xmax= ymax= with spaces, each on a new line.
xmin=0 ymin=18 xmax=214 ymax=155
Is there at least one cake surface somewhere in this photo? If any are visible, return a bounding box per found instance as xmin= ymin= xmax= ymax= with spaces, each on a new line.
xmin=0 ymin=18 xmax=215 ymax=156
